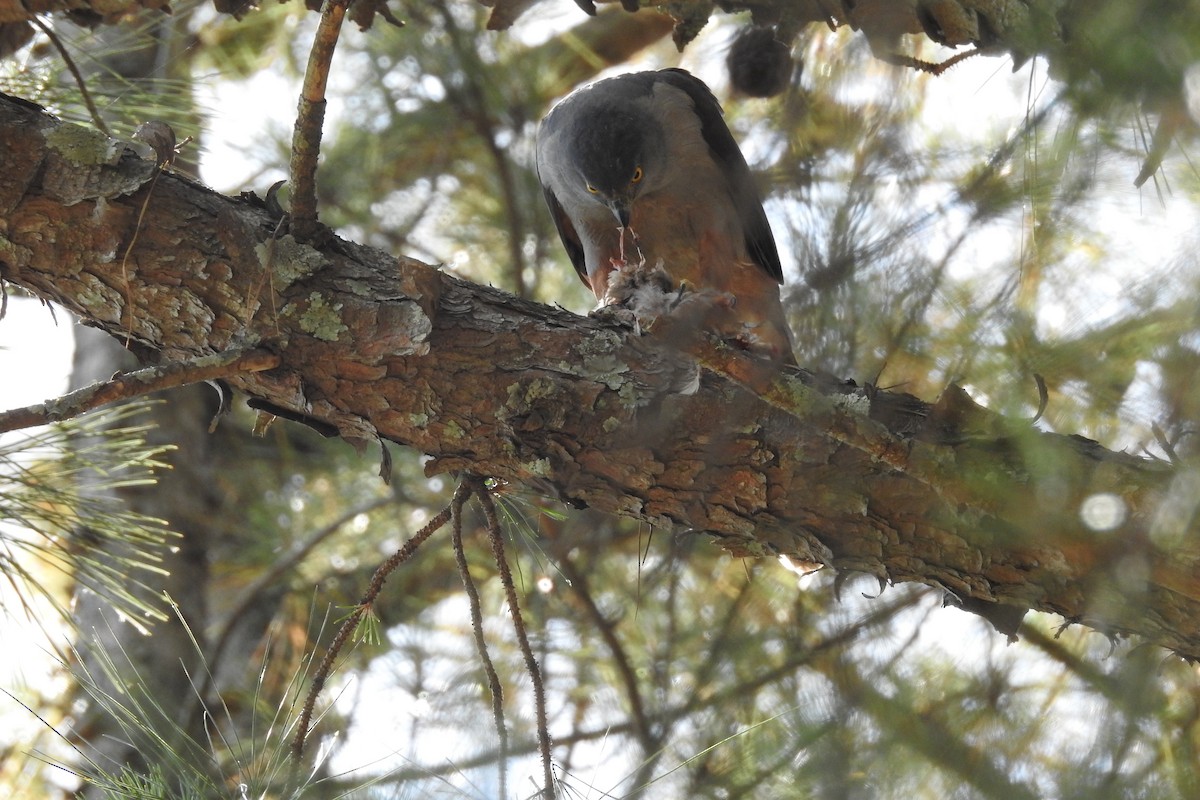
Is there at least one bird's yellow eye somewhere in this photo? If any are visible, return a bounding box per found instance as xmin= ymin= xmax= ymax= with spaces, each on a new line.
xmin=630 ymin=166 xmax=643 ymax=184
xmin=586 ymin=183 xmax=598 ymax=194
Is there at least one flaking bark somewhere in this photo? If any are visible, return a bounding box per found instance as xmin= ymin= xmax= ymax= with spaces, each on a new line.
xmin=1 ymin=93 xmax=1198 ymax=658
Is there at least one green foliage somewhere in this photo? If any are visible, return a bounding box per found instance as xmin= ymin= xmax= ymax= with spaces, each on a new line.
xmin=0 ymin=402 xmax=176 ymax=629
xmin=61 ymin=605 xmax=333 ymax=800
xmin=0 ymin=5 xmax=205 ymax=136
xmin=5 ymin=1 xmax=1200 ymax=799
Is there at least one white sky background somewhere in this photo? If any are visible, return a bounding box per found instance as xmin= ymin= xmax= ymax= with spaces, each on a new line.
xmin=2 ymin=7 xmax=1200 ymax=796
xmin=0 ymin=302 xmax=73 ymax=678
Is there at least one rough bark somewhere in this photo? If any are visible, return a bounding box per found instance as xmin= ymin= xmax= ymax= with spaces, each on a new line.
xmin=1 ymin=93 xmax=1198 ymax=659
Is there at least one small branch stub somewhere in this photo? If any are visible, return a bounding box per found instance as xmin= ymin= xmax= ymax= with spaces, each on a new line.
xmin=288 ymin=0 xmax=350 ymax=241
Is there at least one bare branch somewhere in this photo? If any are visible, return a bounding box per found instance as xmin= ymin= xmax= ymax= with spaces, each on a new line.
xmin=475 ymin=478 xmax=555 ymax=798
xmin=0 ymin=348 xmax=280 ymax=434
xmin=1 ymin=94 xmax=1196 ymax=661
xmin=289 ymin=487 xmax=460 ymax=764
xmin=289 ymin=0 xmax=349 ymax=240
xmin=22 ymin=6 xmax=110 ymax=136
xmin=451 ymin=481 xmax=509 ymax=799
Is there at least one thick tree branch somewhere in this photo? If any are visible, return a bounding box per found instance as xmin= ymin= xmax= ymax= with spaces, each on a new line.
xmin=1 ymin=94 xmax=1198 ymax=659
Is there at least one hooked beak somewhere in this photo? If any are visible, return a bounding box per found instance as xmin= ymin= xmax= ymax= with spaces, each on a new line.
xmin=606 ymin=199 xmax=632 ymax=229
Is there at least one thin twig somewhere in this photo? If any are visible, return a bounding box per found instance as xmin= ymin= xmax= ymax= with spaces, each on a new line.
xmin=246 ymin=196 xmax=288 ymax=332
xmin=556 ymin=557 xmax=654 ymax=748
xmin=880 ymin=46 xmax=984 ymax=76
xmin=451 ymin=480 xmax=509 ymax=799
xmin=289 ymin=487 xmax=462 ymax=763
xmin=364 ymin=592 xmax=920 ymax=790
xmin=23 ymin=6 xmax=111 ymax=136
xmin=183 ymin=495 xmax=395 ymax=737
xmin=473 ymin=478 xmax=555 ymax=798
xmin=289 ymin=0 xmax=349 ymax=237
xmin=0 ymin=348 xmax=280 ymax=434
xmin=119 ymin=167 xmax=165 ymax=345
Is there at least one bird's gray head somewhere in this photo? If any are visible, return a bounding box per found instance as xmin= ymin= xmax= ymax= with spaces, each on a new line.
xmin=560 ymin=100 xmax=667 ymax=226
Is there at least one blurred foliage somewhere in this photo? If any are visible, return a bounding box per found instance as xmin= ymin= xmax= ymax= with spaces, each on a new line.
xmin=0 ymin=402 xmax=175 ymax=629
xmin=2 ymin=0 xmax=1200 ymax=798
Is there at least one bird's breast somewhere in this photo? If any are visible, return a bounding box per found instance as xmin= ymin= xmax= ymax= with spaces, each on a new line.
xmin=628 ymin=184 xmax=746 ymax=290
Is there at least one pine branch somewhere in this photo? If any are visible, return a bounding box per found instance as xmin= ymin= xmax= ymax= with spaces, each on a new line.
xmin=0 ymin=93 xmax=1196 ymax=661
xmin=0 ymin=348 xmax=279 ymax=434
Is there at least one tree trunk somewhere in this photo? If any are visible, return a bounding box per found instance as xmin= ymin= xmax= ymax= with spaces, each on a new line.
xmin=1 ymin=93 xmax=1197 ymax=660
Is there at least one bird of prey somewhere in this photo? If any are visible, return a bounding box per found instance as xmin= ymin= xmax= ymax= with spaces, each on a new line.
xmin=535 ymin=68 xmax=794 ymax=362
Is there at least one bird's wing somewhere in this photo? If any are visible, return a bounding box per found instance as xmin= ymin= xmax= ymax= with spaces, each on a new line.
xmin=536 ymin=114 xmax=592 ymax=289
xmin=541 ymin=184 xmax=590 ymax=288
xmin=654 ymin=68 xmax=783 ymax=284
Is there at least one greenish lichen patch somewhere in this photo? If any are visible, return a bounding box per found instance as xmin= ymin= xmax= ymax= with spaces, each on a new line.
xmin=582 ymin=354 xmax=630 ymax=390
xmin=522 ymin=378 xmax=559 ymax=403
xmin=504 ymin=382 xmax=522 ymax=408
xmin=778 ymin=376 xmax=823 ymax=413
xmin=443 ymin=419 xmax=466 ymax=440
xmin=524 ymin=458 xmax=552 ymax=477
xmin=74 ymin=273 xmax=122 ymax=315
xmin=339 ymin=278 xmax=373 ymax=297
xmin=617 ymin=379 xmax=640 ymax=408
xmin=831 ymin=391 xmax=871 ymax=415
xmin=44 ymin=124 xmax=123 ymax=166
xmin=259 ymin=235 xmax=328 ymax=287
xmin=0 ymin=233 xmax=29 ymax=260
xmin=284 ymin=292 xmax=347 ymax=342
xmin=504 ymin=378 xmax=563 ymax=416
xmin=577 ymin=328 xmax=624 ymax=356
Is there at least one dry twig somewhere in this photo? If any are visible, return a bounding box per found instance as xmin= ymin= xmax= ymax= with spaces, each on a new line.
xmin=0 ymin=348 xmax=280 ymax=434
xmin=286 ymin=476 xmax=556 ymax=798
xmin=289 ymin=0 xmax=350 ymax=239
xmin=289 ymin=486 xmax=462 ymax=763
xmin=474 ymin=478 xmax=555 ymax=798
xmin=452 ymin=480 xmax=510 ymax=798
xmin=23 ymin=5 xmax=110 ymax=136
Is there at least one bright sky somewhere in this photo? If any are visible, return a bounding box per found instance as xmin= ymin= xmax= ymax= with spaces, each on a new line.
xmin=0 ymin=296 xmax=74 ymax=694
xmin=0 ymin=299 xmax=76 ymax=795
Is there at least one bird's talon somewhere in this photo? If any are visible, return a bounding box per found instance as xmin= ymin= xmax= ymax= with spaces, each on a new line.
xmin=669 ymin=283 xmax=688 ymax=309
